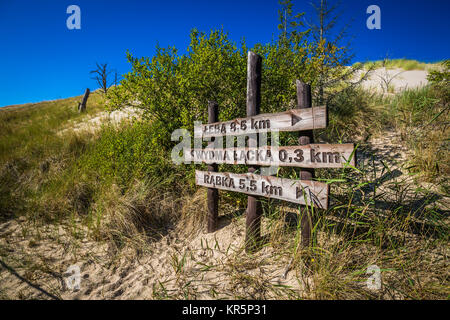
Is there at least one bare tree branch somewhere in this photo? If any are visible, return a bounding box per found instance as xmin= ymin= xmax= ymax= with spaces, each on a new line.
xmin=90 ymin=63 xmax=114 ymax=94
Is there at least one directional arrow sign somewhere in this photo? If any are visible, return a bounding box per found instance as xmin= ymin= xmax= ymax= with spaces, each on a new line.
xmin=195 ymin=170 xmax=329 ymax=209
xmin=186 ymin=144 xmax=355 ymax=168
xmin=194 ymin=106 xmax=327 ymax=138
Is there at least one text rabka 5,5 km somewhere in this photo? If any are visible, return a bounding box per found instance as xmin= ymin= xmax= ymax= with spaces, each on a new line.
xmin=195 ymin=170 xmax=329 ymax=209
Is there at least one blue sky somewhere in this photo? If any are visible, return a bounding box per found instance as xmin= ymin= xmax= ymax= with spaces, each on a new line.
xmin=0 ymin=0 xmax=449 ymax=107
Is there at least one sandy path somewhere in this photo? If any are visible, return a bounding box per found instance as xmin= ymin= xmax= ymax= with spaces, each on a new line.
xmin=0 ymin=214 xmax=307 ymax=300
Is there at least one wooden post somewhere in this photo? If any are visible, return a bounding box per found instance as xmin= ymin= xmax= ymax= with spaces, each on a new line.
xmin=207 ymin=101 xmax=219 ymax=233
xmin=245 ymin=51 xmax=263 ymax=252
xmin=78 ymin=88 xmax=90 ymax=113
xmin=296 ymin=80 xmax=314 ymax=247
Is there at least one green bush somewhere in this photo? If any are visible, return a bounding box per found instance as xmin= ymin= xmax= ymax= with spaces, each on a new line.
xmin=81 ymin=122 xmax=176 ymax=186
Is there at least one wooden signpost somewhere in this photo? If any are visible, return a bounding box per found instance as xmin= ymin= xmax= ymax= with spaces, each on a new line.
xmin=186 ymin=144 xmax=355 ymax=168
xmin=194 ymin=107 xmax=327 ymax=138
xmin=297 ymin=79 xmax=315 ymax=247
xmin=195 ymin=171 xmax=329 ymax=209
xmin=187 ymin=51 xmax=356 ymax=252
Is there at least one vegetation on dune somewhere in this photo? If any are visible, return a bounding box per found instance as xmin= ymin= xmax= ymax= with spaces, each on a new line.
xmin=0 ymin=0 xmax=448 ymax=300
xmin=354 ymin=58 xmax=441 ymax=71
xmin=390 ymin=88 xmax=449 ymax=184
xmin=0 ymin=94 xmax=105 ymax=221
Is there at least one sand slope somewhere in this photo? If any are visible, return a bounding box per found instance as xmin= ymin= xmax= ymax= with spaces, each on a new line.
xmin=356 ymin=68 xmax=429 ymax=93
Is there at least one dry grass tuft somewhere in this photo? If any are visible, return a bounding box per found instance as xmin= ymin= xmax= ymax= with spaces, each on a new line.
xmin=93 ymin=179 xmax=184 ymax=251
xmin=177 ymin=189 xmax=208 ymax=238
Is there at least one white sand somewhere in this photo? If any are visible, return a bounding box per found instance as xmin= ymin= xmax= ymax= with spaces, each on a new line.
xmin=356 ymin=68 xmax=429 ymax=93
xmin=0 ymin=213 xmax=309 ymax=299
xmin=59 ymin=107 xmax=142 ymax=135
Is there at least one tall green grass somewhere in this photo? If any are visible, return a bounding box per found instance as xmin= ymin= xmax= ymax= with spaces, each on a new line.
xmin=389 ymin=86 xmax=449 ymax=183
xmin=0 ymin=94 xmax=104 ymax=163
xmin=0 ymin=93 xmax=104 ymax=220
xmin=354 ymin=59 xmax=439 ymax=71
xmin=0 ymin=96 xmax=191 ymax=253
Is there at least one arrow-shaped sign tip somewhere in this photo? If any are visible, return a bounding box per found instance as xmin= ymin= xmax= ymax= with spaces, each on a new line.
xmin=291 ymin=113 xmax=302 ymax=126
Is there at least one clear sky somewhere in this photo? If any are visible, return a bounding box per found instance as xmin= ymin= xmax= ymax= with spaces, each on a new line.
xmin=0 ymin=0 xmax=449 ymax=107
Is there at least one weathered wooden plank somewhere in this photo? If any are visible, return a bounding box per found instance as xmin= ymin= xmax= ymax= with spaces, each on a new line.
xmin=195 ymin=170 xmax=329 ymax=209
xmin=185 ymin=144 xmax=355 ymax=168
xmin=194 ymin=106 xmax=327 ymax=138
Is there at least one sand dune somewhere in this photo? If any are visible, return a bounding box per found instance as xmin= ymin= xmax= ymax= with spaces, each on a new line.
xmin=356 ymin=68 xmax=429 ymax=93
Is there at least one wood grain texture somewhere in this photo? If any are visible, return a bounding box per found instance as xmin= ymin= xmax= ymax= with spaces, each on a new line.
xmin=185 ymin=144 xmax=355 ymax=168
xmin=195 ymin=170 xmax=329 ymax=209
xmin=297 ymin=79 xmax=314 ymax=247
xmin=246 ymin=51 xmax=263 ymax=251
xmin=194 ymin=106 xmax=327 ymax=138
xmin=207 ymin=101 xmax=219 ymax=233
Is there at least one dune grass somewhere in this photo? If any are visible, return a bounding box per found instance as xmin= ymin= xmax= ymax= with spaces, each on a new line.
xmin=0 ymin=93 xmax=104 ymax=163
xmin=0 ymin=93 xmax=105 ymax=221
xmin=389 ymin=86 xmax=449 ymax=185
xmin=354 ymin=59 xmax=440 ymax=71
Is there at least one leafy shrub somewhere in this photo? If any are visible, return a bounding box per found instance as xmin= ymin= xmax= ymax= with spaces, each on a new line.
xmin=82 ymin=122 xmax=176 ymax=186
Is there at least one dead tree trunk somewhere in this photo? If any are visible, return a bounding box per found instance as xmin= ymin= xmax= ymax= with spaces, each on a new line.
xmin=78 ymin=88 xmax=90 ymax=113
